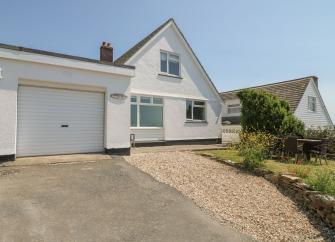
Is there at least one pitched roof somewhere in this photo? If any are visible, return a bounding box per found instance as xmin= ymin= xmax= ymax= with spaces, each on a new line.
xmin=114 ymin=18 xmax=222 ymax=100
xmin=0 ymin=43 xmax=134 ymax=69
xmin=220 ymin=76 xmax=317 ymax=112
xmin=114 ymin=19 xmax=173 ymax=65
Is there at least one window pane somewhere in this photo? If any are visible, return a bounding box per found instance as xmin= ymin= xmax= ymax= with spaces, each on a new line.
xmin=308 ymin=96 xmax=316 ymax=111
xmin=131 ymin=104 xmax=137 ymax=127
xmin=228 ymin=104 xmax=241 ymax=114
xmin=131 ymin=96 xmax=137 ymax=103
xmin=153 ymin=97 xmax=163 ymax=104
xmin=168 ymin=54 xmax=179 ymax=76
xmin=169 ymin=54 xmax=179 ymax=62
xmin=160 ymin=52 xmax=167 ymax=73
xmin=140 ymin=96 xmax=151 ymax=103
xmin=186 ymin=100 xmax=192 ymax=119
xmin=140 ymin=106 xmax=163 ymax=127
xmin=194 ymin=101 xmax=205 ymax=106
xmin=193 ymin=106 xmax=205 ymax=120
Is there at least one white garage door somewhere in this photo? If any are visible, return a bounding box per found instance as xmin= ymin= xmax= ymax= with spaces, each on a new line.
xmin=17 ymin=86 xmax=105 ymax=157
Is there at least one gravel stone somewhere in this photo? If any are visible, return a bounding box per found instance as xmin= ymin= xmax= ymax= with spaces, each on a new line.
xmin=125 ymin=151 xmax=335 ymax=242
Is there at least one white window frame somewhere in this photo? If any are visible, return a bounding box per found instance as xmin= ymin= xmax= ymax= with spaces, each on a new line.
xmin=227 ymin=104 xmax=241 ymax=114
xmin=308 ymin=96 xmax=316 ymax=112
xmin=186 ymin=99 xmax=206 ymax=121
xmin=160 ymin=50 xmax=181 ymax=77
xmin=131 ymin=95 xmax=164 ymax=128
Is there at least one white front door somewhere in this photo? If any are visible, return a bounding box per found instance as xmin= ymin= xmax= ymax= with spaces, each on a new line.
xmin=17 ymin=86 xmax=105 ymax=157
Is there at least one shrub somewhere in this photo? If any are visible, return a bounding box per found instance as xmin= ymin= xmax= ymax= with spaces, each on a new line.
xmin=305 ymin=169 xmax=335 ymax=196
xmin=241 ymin=147 xmax=266 ymax=170
xmin=237 ymin=89 xmax=305 ymax=136
xmin=238 ymin=132 xmax=273 ymax=169
xmin=239 ymin=131 xmax=275 ymax=159
xmin=305 ymin=128 xmax=335 ymax=156
xmin=281 ymin=115 xmax=305 ymax=137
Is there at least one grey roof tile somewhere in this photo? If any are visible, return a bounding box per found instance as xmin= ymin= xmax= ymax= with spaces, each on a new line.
xmin=220 ymin=76 xmax=317 ymax=112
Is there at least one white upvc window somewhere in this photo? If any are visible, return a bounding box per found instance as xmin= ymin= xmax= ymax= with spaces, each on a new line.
xmin=186 ymin=100 xmax=206 ymax=121
xmin=308 ymin=96 xmax=316 ymax=112
xmin=131 ymin=95 xmax=164 ymax=128
xmin=227 ymin=104 xmax=241 ymax=114
xmin=160 ymin=51 xmax=180 ymax=76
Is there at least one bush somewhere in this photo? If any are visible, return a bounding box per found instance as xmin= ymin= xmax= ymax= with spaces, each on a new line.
xmin=241 ymin=147 xmax=266 ymax=170
xmin=305 ymin=128 xmax=335 ymax=155
xmin=237 ymin=89 xmax=305 ymax=136
xmin=281 ymin=115 xmax=305 ymax=137
xmin=305 ymin=169 xmax=335 ymax=196
xmin=238 ymin=132 xmax=273 ymax=169
xmin=239 ymin=131 xmax=275 ymax=158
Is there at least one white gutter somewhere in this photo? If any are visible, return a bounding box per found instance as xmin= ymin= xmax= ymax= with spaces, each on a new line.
xmin=0 ymin=47 xmax=135 ymax=77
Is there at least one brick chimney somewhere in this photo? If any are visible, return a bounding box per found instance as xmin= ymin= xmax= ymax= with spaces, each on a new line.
xmin=100 ymin=42 xmax=113 ymax=62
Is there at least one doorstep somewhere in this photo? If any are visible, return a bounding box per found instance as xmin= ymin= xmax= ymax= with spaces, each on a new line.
xmin=131 ymin=144 xmax=225 ymax=154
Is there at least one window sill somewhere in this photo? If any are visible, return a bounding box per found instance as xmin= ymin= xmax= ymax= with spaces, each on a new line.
xmin=158 ymin=73 xmax=183 ymax=79
xmin=131 ymin=127 xmax=164 ymax=130
xmin=185 ymin=120 xmax=208 ymax=124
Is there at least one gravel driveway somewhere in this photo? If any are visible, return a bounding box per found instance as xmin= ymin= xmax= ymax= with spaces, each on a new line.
xmin=125 ymin=151 xmax=335 ymax=242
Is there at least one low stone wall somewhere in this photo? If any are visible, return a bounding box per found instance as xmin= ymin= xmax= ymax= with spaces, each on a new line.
xmin=265 ymin=173 xmax=335 ymax=228
xmin=201 ymin=153 xmax=335 ymax=229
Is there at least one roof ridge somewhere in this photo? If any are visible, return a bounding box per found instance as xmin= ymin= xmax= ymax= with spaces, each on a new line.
xmin=221 ymin=76 xmax=316 ymax=94
xmin=114 ymin=18 xmax=174 ymax=65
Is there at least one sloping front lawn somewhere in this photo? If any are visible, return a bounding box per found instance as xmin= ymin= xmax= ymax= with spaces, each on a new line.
xmin=200 ymin=149 xmax=335 ymax=196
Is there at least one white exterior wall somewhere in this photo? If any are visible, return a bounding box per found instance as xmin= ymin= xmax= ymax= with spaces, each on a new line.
xmin=294 ymin=80 xmax=333 ymax=129
xmin=222 ymin=99 xmax=241 ymax=117
xmin=0 ymin=56 xmax=132 ymax=156
xmin=222 ymin=125 xmax=241 ymax=144
xmin=127 ymin=25 xmax=222 ymax=141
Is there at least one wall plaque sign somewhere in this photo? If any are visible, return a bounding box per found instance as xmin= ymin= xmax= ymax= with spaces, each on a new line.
xmin=110 ymin=93 xmax=127 ymax=100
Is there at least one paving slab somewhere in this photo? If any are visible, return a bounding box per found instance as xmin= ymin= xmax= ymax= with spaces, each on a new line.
xmin=1 ymin=153 xmax=112 ymax=167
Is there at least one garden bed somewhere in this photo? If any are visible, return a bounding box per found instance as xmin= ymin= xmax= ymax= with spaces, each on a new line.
xmin=200 ymin=149 xmax=335 ymax=229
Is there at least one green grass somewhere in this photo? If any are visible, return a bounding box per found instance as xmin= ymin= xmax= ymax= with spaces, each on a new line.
xmin=200 ymin=148 xmax=335 ymax=196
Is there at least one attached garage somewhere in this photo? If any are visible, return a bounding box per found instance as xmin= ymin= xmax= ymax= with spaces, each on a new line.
xmin=17 ymin=86 xmax=105 ymax=157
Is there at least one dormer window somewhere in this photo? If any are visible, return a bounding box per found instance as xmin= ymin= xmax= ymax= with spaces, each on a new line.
xmin=160 ymin=51 xmax=180 ymax=76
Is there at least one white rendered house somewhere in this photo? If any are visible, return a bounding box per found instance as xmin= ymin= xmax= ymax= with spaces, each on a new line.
xmin=0 ymin=19 xmax=223 ymax=161
xmin=115 ymin=19 xmax=223 ymax=144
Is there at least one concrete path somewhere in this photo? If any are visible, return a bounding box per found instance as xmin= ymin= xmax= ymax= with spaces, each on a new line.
xmin=0 ymin=156 xmax=252 ymax=242
xmin=131 ymin=144 xmax=225 ymax=154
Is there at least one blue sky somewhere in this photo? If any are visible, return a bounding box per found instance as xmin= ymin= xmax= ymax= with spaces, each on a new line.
xmin=1 ymin=0 xmax=334 ymax=121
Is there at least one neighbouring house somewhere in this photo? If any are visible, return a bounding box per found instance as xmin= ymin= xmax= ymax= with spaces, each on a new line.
xmin=221 ymin=76 xmax=333 ymax=131
xmin=0 ymin=18 xmax=223 ymax=161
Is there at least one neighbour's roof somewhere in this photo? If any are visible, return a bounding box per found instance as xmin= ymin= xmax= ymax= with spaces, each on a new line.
xmin=220 ymin=76 xmax=317 ymax=112
xmin=0 ymin=43 xmax=135 ymax=69
xmin=114 ymin=18 xmax=173 ymax=65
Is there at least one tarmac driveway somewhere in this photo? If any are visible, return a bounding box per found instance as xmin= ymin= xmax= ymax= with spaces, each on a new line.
xmin=0 ymin=156 xmax=252 ymax=242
